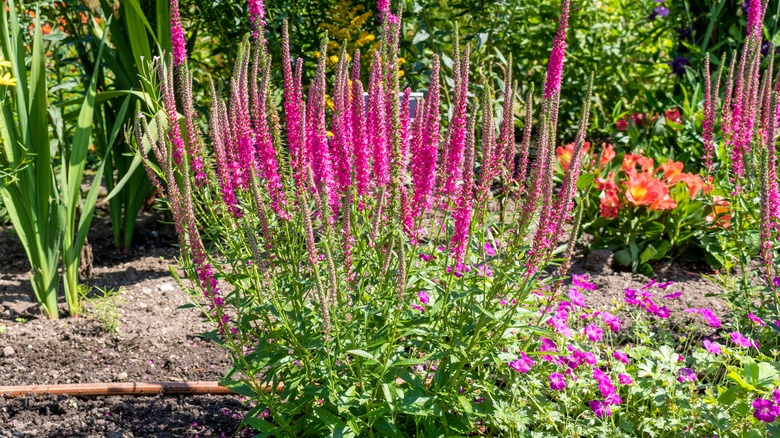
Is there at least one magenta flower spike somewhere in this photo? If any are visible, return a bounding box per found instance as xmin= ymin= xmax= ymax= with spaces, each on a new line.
xmin=251 ymin=44 xmax=288 ymax=219
xmin=411 ymin=55 xmax=441 ymax=218
xmin=169 ymin=0 xmax=188 ymax=67
xmin=350 ymin=54 xmax=371 ymax=198
xmin=441 ymin=45 xmax=470 ymax=203
xmin=281 ymin=23 xmax=304 ymax=186
xmin=306 ymin=40 xmax=336 ymax=206
xmin=331 ymin=50 xmax=354 ymax=198
xmin=248 ymin=0 xmax=266 ymax=38
xmin=229 ymin=51 xmax=255 ymax=190
xmin=368 ymin=50 xmax=389 ymax=188
xmin=449 ymin=113 xmax=476 ymax=264
xmin=543 ymin=0 xmax=570 ymax=100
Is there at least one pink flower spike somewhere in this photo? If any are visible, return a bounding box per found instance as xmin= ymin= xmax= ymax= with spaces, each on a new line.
xmin=543 ymin=0 xmax=570 ymax=99
xmin=411 ymin=304 xmax=425 ymax=313
xmin=169 ymin=0 xmax=188 ymax=66
xmin=618 ymin=373 xmax=633 ymax=385
xmin=417 ymin=291 xmax=430 ymax=305
xmin=484 ymin=242 xmax=497 ymax=256
xmin=748 ymin=313 xmax=766 ymax=326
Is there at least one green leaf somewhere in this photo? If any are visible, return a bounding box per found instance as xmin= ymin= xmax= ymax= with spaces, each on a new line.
xmin=219 ymin=379 xmax=257 ymax=398
xmin=347 ymin=349 xmax=376 ymax=361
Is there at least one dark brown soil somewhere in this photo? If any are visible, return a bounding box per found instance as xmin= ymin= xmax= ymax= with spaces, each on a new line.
xmin=0 ymin=209 xmax=730 ymax=437
xmin=0 ymin=211 xmax=250 ymax=438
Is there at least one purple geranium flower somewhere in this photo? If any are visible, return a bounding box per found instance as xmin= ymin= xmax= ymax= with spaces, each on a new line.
xmin=589 ymin=400 xmax=612 ymax=418
xmin=601 ymin=311 xmax=621 ymax=331
xmin=584 ymin=324 xmax=603 ymax=342
xmin=549 ymin=372 xmax=566 ymax=391
xmin=730 ymin=331 xmax=758 ymax=348
xmin=613 ymin=351 xmax=630 ymax=365
xmin=703 ymin=339 xmax=722 ymax=355
xmin=572 ymin=274 xmax=597 ymax=290
xmin=753 ymin=398 xmax=780 ymax=423
xmin=508 ymin=352 xmax=535 ymax=373
xmin=676 ymin=368 xmax=697 ymax=383
xmin=568 ymin=287 xmax=586 ymax=307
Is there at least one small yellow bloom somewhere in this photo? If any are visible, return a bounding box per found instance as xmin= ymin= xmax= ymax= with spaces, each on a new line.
xmin=329 ymin=55 xmax=339 ymax=64
xmin=313 ymin=51 xmax=321 ymax=59
xmin=326 ymin=131 xmax=335 ymax=138
xmin=0 ymin=60 xmax=11 ymax=68
xmin=0 ymin=73 xmax=16 ymax=87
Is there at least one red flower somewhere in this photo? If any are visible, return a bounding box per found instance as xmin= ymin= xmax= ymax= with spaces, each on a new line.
xmin=664 ymin=108 xmax=682 ymax=124
xmin=616 ymin=117 xmax=629 ymax=131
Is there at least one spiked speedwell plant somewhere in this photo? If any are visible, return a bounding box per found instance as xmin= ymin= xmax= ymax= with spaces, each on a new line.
xmin=135 ymin=0 xmax=592 ymax=434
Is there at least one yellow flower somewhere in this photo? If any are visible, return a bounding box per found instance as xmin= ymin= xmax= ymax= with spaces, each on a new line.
xmin=0 ymin=73 xmax=16 ymax=87
xmin=0 ymin=60 xmax=11 ymax=68
xmin=313 ymin=51 xmax=321 ymax=59
xmin=329 ymin=55 xmax=339 ymax=64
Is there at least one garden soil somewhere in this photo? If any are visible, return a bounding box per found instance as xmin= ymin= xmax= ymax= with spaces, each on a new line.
xmin=0 ymin=211 xmax=730 ymax=437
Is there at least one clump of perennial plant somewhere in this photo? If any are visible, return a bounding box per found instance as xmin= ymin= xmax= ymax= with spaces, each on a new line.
xmin=135 ymin=0 xmax=594 ymax=434
xmin=700 ymin=0 xmax=780 ymax=304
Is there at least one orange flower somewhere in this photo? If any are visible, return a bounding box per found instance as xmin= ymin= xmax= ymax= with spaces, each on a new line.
xmin=596 ymin=171 xmax=618 ymax=192
xmin=556 ymin=142 xmax=589 ymax=172
xmin=625 ymin=171 xmax=674 ymax=210
xmin=650 ymin=194 xmax=677 ymax=210
xmin=599 ymin=143 xmax=616 ymax=168
xmin=637 ymin=156 xmax=654 ymax=173
xmin=556 ymin=145 xmax=573 ymax=172
xmin=680 ymin=173 xmax=706 ymax=199
xmin=658 ymin=159 xmax=684 ymax=182
xmin=706 ymin=196 xmax=732 ymax=228
xmin=600 ymin=191 xmax=620 ymax=219
xmin=621 ymin=153 xmax=643 ymax=172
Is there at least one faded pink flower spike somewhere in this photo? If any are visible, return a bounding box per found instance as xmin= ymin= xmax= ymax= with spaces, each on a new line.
xmin=350 ymin=53 xmax=370 ymax=198
xmin=543 ymin=0 xmax=570 ymax=99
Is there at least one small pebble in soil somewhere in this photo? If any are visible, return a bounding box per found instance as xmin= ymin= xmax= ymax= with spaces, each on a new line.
xmin=116 ymin=372 xmax=128 ymax=381
xmin=2 ymin=345 xmax=14 ymax=357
